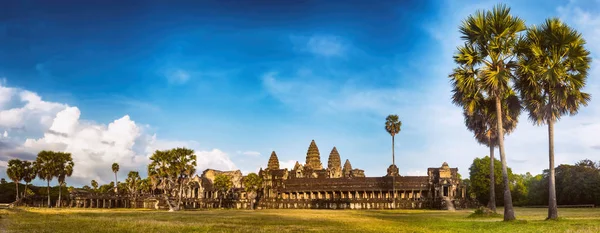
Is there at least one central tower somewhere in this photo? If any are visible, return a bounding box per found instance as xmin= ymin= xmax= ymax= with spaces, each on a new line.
xmin=305 ymin=140 xmax=323 ymax=170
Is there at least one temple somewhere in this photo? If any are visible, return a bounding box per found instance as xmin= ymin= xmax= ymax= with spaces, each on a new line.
xmin=60 ymin=140 xmax=470 ymax=210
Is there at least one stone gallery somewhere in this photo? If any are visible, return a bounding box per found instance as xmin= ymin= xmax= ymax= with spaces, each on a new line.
xmin=66 ymin=140 xmax=469 ymax=210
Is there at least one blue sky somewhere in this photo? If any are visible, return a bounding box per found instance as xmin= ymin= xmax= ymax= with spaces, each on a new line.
xmin=1 ymin=0 xmax=600 ymax=186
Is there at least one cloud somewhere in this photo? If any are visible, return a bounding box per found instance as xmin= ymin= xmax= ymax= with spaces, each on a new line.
xmin=2 ymin=131 xmax=7 ymax=138
xmin=0 ymin=81 xmax=237 ymax=185
xmin=279 ymin=160 xmax=297 ymax=170
xmin=291 ymin=35 xmax=346 ymax=57
xmin=166 ymin=69 xmax=190 ymax=84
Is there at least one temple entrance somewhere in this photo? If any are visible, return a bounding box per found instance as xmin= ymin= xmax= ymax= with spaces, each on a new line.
xmin=443 ymin=186 xmax=449 ymax=197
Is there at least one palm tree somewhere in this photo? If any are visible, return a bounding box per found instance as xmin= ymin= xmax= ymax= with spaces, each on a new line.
xmin=515 ymin=18 xmax=591 ymax=220
xmin=22 ymin=161 xmax=37 ymax=198
xmin=450 ymin=4 xmax=525 ymax=221
xmin=91 ymin=180 xmax=98 ymax=191
xmin=461 ymin=90 xmax=521 ymax=212
xmin=35 ymin=150 xmax=59 ymax=207
xmin=56 ymin=152 xmax=74 ymax=207
xmin=112 ymin=163 xmax=120 ymax=193
xmin=6 ymin=159 xmax=25 ymax=201
xmin=126 ymin=171 xmax=141 ymax=207
xmin=385 ymin=114 xmax=401 ymax=207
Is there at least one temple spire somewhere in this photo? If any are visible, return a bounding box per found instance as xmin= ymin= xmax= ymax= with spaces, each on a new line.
xmin=327 ymin=147 xmax=342 ymax=178
xmin=267 ymin=151 xmax=280 ymax=170
xmin=343 ymin=159 xmax=352 ymax=177
xmin=305 ymin=140 xmax=323 ymax=170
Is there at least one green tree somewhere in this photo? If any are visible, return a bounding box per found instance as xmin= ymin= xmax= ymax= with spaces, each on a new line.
xmin=36 ymin=150 xmax=59 ymax=207
xmin=147 ymin=148 xmax=197 ymax=211
xmin=126 ymin=171 xmax=141 ymax=207
xmin=112 ymin=163 xmax=119 ymax=193
xmin=461 ymin=91 xmax=521 ymax=212
xmin=214 ymin=174 xmax=233 ymax=208
xmin=6 ymin=159 xmax=25 ymax=201
xmin=516 ymin=18 xmax=591 ymax=220
xmin=243 ymin=173 xmax=263 ymax=210
xmin=469 ymin=156 xmax=507 ymax=206
xmin=450 ymin=4 xmax=525 ymax=220
xmin=56 ymin=152 xmax=74 ymax=207
xmin=384 ymin=114 xmax=401 ymax=207
xmin=91 ymin=180 xmax=99 ymax=191
xmin=22 ymin=161 xmax=37 ymax=198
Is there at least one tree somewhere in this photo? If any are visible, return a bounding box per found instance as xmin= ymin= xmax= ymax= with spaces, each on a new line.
xmin=147 ymin=148 xmax=197 ymax=211
xmin=56 ymin=152 xmax=74 ymax=207
xmin=461 ymin=91 xmax=521 ymax=212
xmin=469 ymin=156 xmax=508 ymax=206
xmin=91 ymin=180 xmax=99 ymax=191
xmin=36 ymin=150 xmax=59 ymax=207
xmin=6 ymin=159 xmax=25 ymax=201
xmin=516 ymin=18 xmax=591 ymax=220
xmin=22 ymin=161 xmax=37 ymax=198
xmin=243 ymin=173 xmax=263 ymax=210
xmin=126 ymin=171 xmax=141 ymax=207
xmin=384 ymin=114 xmax=401 ymax=207
xmin=214 ymin=174 xmax=233 ymax=208
xmin=112 ymin=163 xmax=119 ymax=193
xmin=138 ymin=178 xmax=151 ymax=195
xmin=450 ymin=4 xmax=525 ymax=221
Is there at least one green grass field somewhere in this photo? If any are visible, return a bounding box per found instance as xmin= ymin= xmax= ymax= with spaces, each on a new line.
xmin=1 ymin=207 xmax=599 ymax=232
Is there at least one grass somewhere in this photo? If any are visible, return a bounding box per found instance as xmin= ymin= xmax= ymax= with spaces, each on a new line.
xmin=1 ymin=207 xmax=600 ymax=232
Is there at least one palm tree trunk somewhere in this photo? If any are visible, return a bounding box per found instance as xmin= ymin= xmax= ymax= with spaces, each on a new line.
xmin=114 ymin=172 xmax=118 ymax=193
xmin=487 ymin=134 xmax=497 ymax=212
xmin=15 ymin=182 xmax=19 ymax=201
xmin=495 ymin=96 xmax=515 ymax=221
xmin=24 ymin=183 xmax=29 ymax=198
xmin=392 ymin=135 xmax=396 ymax=209
xmin=47 ymin=180 xmax=51 ymax=208
xmin=58 ymin=183 xmax=62 ymax=208
xmin=547 ymin=119 xmax=558 ymax=220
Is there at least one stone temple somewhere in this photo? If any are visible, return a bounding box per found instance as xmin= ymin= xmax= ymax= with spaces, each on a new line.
xmin=60 ymin=140 xmax=470 ymax=210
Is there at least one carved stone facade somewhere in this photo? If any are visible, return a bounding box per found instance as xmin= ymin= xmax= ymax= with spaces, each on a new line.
xmin=65 ymin=140 xmax=471 ymax=210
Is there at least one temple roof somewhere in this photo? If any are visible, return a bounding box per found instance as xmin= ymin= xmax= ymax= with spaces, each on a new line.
xmin=327 ymin=147 xmax=341 ymax=170
xmin=343 ymin=159 xmax=352 ymax=171
xmin=305 ymin=140 xmax=323 ymax=170
xmin=267 ymin=151 xmax=280 ymax=170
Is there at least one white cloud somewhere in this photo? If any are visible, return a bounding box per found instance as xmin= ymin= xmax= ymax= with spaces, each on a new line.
xmin=238 ymin=151 xmax=261 ymax=157
xmin=291 ymin=35 xmax=346 ymax=57
xmin=166 ymin=69 xmax=190 ymax=84
xmin=0 ymin=82 xmax=237 ymax=185
xmin=279 ymin=160 xmax=297 ymax=170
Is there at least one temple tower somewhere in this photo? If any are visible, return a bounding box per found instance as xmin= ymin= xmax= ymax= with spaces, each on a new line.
xmin=342 ymin=159 xmax=352 ymax=177
xmin=327 ymin=147 xmax=342 ymax=178
xmin=267 ymin=151 xmax=280 ymax=170
xmin=305 ymin=140 xmax=323 ymax=170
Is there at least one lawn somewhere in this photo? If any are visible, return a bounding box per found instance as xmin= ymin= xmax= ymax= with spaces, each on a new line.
xmin=1 ymin=207 xmax=599 ymax=232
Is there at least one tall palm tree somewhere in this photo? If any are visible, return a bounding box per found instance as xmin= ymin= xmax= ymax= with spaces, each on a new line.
xmin=450 ymin=4 xmax=525 ymax=221
xmin=6 ymin=159 xmax=25 ymax=201
xmin=91 ymin=180 xmax=99 ymax=191
xmin=35 ymin=150 xmax=59 ymax=207
xmin=112 ymin=163 xmax=120 ymax=193
xmin=516 ymin=18 xmax=591 ymax=220
xmin=461 ymin=90 xmax=521 ymax=212
xmin=126 ymin=171 xmax=141 ymax=207
xmin=385 ymin=114 xmax=401 ymax=208
xmin=22 ymin=161 xmax=37 ymax=198
xmin=56 ymin=152 xmax=74 ymax=207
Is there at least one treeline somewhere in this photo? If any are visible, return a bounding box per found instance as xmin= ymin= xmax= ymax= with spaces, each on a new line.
xmin=4 ymin=147 xmax=262 ymax=211
xmin=468 ymin=156 xmax=600 ymax=207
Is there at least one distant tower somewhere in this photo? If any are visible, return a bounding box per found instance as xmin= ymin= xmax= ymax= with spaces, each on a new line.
xmin=267 ymin=151 xmax=280 ymax=170
xmin=305 ymin=140 xmax=323 ymax=170
xmin=327 ymin=147 xmax=342 ymax=178
xmin=342 ymin=159 xmax=353 ymax=178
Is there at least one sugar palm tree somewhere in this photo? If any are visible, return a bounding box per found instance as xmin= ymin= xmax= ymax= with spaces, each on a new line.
xmin=56 ymin=152 xmax=74 ymax=207
xmin=112 ymin=163 xmax=120 ymax=193
xmin=6 ymin=159 xmax=25 ymax=201
xmin=515 ymin=18 xmax=591 ymax=220
xmin=450 ymin=4 xmax=525 ymax=221
xmin=91 ymin=180 xmax=99 ymax=191
xmin=35 ymin=150 xmax=59 ymax=207
xmin=385 ymin=114 xmax=401 ymax=208
xmin=22 ymin=161 xmax=37 ymax=198
xmin=461 ymin=90 xmax=521 ymax=212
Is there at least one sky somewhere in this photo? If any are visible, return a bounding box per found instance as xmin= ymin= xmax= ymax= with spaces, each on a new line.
xmin=1 ymin=0 xmax=599 ymax=186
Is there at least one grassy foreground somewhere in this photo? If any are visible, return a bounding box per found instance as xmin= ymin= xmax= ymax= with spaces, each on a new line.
xmin=1 ymin=207 xmax=599 ymax=232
